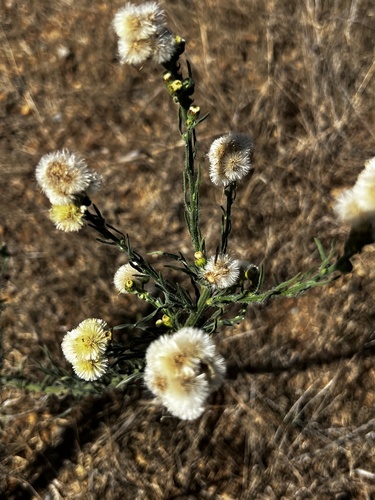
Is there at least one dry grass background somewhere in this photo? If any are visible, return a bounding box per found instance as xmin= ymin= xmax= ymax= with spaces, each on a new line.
xmin=1 ymin=0 xmax=375 ymax=498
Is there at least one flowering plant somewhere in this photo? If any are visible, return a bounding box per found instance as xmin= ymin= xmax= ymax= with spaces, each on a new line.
xmin=29 ymin=2 xmax=372 ymax=420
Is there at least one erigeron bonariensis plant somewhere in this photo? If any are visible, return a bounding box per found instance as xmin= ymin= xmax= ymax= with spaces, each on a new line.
xmin=32 ymin=1 xmax=369 ymax=420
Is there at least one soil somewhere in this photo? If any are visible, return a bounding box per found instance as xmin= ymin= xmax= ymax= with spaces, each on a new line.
xmin=1 ymin=0 xmax=375 ymax=498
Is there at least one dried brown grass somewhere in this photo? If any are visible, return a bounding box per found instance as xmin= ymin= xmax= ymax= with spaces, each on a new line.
xmin=1 ymin=0 xmax=375 ymax=498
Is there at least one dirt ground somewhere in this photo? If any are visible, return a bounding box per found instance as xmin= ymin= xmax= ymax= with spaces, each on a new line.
xmin=1 ymin=0 xmax=375 ymax=498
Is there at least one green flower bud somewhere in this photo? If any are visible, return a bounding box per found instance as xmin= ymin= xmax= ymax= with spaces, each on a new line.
xmin=182 ymin=78 xmax=194 ymax=96
xmin=194 ymin=251 xmax=206 ymax=267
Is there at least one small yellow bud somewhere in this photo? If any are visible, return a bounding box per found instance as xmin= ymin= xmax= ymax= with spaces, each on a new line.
xmin=174 ymin=36 xmax=186 ymax=55
xmin=194 ymin=251 xmax=206 ymax=267
xmin=155 ymin=319 xmax=164 ymax=327
xmin=163 ymin=71 xmax=173 ymax=83
xmin=168 ymin=80 xmax=183 ymax=94
xmin=188 ymin=105 xmax=200 ymax=118
xmin=186 ymin=105 xmax=201 ymax=129
xmin=162 ymin=314 xmax=173 ymax=328
xmin=125 ymin=279 xmax=134 ymax=291
xmin=174 ymin=36 xmax=185 ymax=46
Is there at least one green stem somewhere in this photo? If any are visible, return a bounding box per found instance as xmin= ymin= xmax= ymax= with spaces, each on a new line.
xmin=210 ymin=269 xmax=339 ymax=307
xmin=221 ymin=183 xmax=236 ymax=254
xmin=84 ymin=208 xmax=164 ymax=287
xmin=181 ymin=107 xmax=202 ymax=252
xmin=185 ymin=285 xmax=211 ymax=327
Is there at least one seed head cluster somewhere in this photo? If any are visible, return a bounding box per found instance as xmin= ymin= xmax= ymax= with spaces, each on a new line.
xmin=113 ymin=2 xmax=176 ymax=65
xmin=36 ymin=150 xmax=101 ymax=205
xmin=35 ymin=150 xmax=101 ymax=232
xmin=208 ymin=133 xmax=253 ymax=187
xmin=61 ymin=318 xmax=111 ymax=381
xmin=202 ymin=254 xmax=240 ymax=289
xmin=144 ymin=328 xmax=226 ymax=420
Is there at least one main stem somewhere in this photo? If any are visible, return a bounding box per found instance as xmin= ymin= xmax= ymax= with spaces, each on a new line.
xmin=185 ymin=285 xmax=211 ymax=327
xmin=221 ymin=183 xmax=236 ymax=254
xmin=182 ymin=107 xmax=201 ymax=252
xmin=185 ymin=130 xmax=201 ymax=252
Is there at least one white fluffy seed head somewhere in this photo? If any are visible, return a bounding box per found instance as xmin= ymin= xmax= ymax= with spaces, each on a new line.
xmin=143 ymin=368 xmax=169 ymax=398
xmin=113 ymin=263 xmax=142 ymax=293
xmin=202 ymin=254 xmax=240 ymax=289
xmin=72 ymin=357 xmax=109 ymax=381
xmin=145 ymin=333 xmax=188 ymax=380
xmin=334 ymin=157 xmax=375 ymax=227
xmin=117 ymin=37 xmax=154 ymax=65
xmin=113 ymin=2 xmax=166 ymax=41
xmin=162 ymin=373 xmax=210 ymax=420
xmin=334 ymin=188 xmax=364 ymax=226
xmin=352 ymin=157 xmax=375 ymax=213
xmin=151 ymin=30 xmax=176 ymax=63
xmin=144 ymin=328 xmax=226 ymax=420
xmin=113 ymin=2 xmax=175 ymax=65
xmin=36 ymin=150 xmax=101 ymax=205
xmin=208 ymin=133 xmax=253 ymax=186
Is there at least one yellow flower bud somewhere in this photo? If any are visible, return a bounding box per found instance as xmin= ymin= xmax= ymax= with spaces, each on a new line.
xmin=163 ymin=71 xmax=173 ymax=83
xmin=168 ymin=80 xmax=182 ymax=94
xmin=162 ymin=314 xmax=173 ymax=327
xmin=188 ymin=105 xmax=200 ymax=118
